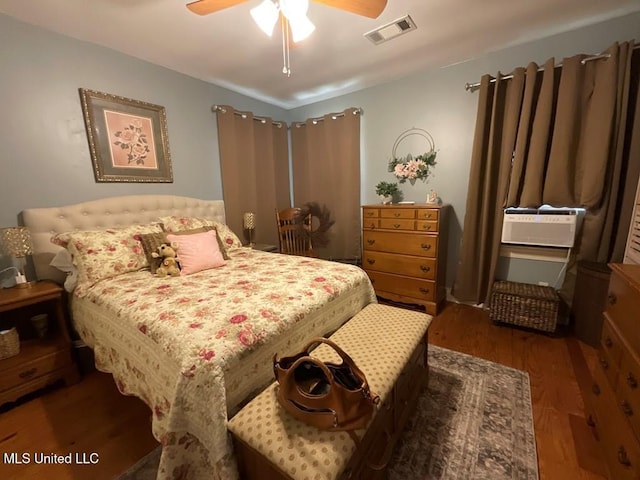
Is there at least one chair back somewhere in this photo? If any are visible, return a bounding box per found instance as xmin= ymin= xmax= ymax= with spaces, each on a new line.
xmin=276 ymin=208 xmax=316 ymax=257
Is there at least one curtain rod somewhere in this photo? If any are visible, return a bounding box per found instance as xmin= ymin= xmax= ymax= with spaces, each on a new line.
xmin=292 ymin=107 xmax=363 ymax=128
xmin=212 ymin=105 xmax=284 ymax=128
xmin=464 ymin=44 xmax=640 ymax=92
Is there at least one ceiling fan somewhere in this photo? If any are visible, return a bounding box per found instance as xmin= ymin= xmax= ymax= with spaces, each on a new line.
xmin=187 ymin=0 xmax=388 ymax=76
xmin=186 ymin=0 xmax=388 ymax=19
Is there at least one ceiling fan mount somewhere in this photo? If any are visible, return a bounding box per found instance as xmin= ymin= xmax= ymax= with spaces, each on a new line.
xmin=186 ymin=0 xmax=388 ymax=19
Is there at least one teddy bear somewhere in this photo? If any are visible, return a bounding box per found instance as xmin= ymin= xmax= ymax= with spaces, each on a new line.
xmin=152 ymin=242 xmax=181 ymax=277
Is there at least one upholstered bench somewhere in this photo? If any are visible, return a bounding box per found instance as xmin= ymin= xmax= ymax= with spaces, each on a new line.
xmin=227 ymin=303 xmax=432 ymax=480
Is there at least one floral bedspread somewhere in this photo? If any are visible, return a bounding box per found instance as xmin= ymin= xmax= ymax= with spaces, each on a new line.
xmin=70 ymin=248 xmax=376 ymax=480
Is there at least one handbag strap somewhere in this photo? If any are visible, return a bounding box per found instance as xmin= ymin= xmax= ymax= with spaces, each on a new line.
xmin=302 ymin=337 xmax=372 ymax=394
xmin=286 ymin=354 xmax=338 ymax=395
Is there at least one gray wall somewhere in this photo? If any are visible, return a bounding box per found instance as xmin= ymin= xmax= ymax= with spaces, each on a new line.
xmin=0 ymin=14 xmax=288 ymax=228
xmin=289 ymin=12 xmax=640 ymax=289
xmin=1 ymin=12 xmax=639 ymax=290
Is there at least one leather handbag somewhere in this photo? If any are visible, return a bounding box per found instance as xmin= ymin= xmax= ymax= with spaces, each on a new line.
xmin=273 ymin=337 xmax=379 ymax=434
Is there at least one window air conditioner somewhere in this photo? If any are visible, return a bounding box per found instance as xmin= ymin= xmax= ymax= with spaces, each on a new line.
xmin=501 ymin=208 xmax=583 ymax=248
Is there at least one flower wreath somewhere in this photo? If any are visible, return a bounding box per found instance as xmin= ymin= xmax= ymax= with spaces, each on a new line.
xmin=294 ymin=202 xmax=335 ymax=247
xmin=387 ymin=128 xmax=437 ymax=184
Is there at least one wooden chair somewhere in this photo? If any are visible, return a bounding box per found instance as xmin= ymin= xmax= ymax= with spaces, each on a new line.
xmin=275 ymin=208 xmax=316 ymax=257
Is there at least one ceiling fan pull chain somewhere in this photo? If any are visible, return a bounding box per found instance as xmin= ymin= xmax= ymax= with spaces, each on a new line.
xmin=281 ymin=15 xmax=291 ymax=77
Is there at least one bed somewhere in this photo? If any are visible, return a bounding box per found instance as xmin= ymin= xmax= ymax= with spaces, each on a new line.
xmin=22 ymin=195 xmax=376 ymax=480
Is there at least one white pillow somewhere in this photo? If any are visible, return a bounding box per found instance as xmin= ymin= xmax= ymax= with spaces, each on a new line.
xmin=49 ymin=249 xmax=79 ymax=292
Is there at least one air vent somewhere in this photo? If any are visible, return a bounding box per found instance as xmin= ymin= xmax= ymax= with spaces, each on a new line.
xmin=364 ymin=15 xmax=417 ymax=45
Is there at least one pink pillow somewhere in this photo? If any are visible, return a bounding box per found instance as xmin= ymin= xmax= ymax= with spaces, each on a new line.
xmin=166 ymin=231 xmax=226 ymax=275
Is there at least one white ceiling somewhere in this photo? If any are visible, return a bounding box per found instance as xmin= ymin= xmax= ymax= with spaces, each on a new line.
xmin=2 ymin=0 xmax=640 ymax=109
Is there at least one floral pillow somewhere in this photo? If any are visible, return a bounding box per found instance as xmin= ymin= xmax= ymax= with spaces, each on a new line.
xmin=159 ymin=216 xmax=243 ymax=251
xmin=51 ymin=223 xmax=163 ymax=292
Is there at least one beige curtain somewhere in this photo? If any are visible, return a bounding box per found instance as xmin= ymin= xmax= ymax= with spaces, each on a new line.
xmin=216 ymin=106 xmax=290 ymax=247
xmin=454 ymin=41 xmax=640 ymax=305
xmin=290 ymin=108 xmax=361 ymax=261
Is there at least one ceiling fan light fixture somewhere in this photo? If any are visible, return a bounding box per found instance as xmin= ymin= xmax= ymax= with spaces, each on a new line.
xmin=279 ymin=0 xmax=308 ymax=20
xmin=289 ymin=15 xmax=315 ymax=42
xmin=250 ymin=0 xmax=279 ymax=36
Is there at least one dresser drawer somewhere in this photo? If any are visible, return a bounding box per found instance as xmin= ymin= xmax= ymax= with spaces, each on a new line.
xmin=590 ymin=362 xmax=640 ymax=479
xmin=616 ymin=346 xmax=640 ymax=440
xmin=379 ymin=218 xmax=415 ymax=231
xmin=380 ymin=208 xmax=415 ymax=220
xmin=600 ymin=315 xmax=624 ymax=389
xmin=362 ymin=251 xmax=436 ymax=279
xmin=363 ymin=231 xmax=437 ymax=257
xmin=363 ymin=218 xmax=379 ymax=230
xmin=363 ymin=208 xmax=380 ymax=219
xmin=416 ymin=209 xmax=438 ymax=221
xmin=0 ymin=347 xmax=73 ymax=393
xmin=365 ymin=271 xmax=435 ymax=301
xmin=607 ymin=271 xmax=640 ymax=348
xmin=416 ymin=220 xmax=438 ymax=233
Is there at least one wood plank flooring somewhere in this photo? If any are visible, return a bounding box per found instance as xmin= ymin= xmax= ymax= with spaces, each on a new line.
xmin=0 ymin=302 xmax=607 ymax=479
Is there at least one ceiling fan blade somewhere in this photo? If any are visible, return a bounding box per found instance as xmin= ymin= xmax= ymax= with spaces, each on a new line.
xmin=312 ymin=0 xmax=387 ymax=19
xmin=186 ymin=0 xmax=250 ymax=16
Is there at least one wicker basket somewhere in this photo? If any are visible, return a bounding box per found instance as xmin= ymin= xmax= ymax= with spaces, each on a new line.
xmin=489 ymin=281 xmax=560 ymax=333
xmin=0 ymin=327 xmax=20 ymax=360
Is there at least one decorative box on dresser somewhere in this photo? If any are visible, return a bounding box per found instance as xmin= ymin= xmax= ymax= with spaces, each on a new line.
xmin=361 ymin=204 xmax=449 ymax=315
xmin=586 ymin=263 xmax=640 ymax=479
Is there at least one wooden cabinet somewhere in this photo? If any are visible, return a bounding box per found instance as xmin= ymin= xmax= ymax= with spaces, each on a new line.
xmin=586 ymin=264 xmax=640 ymax=479
xmin=0 ymin=281 xmax=79 ymax=406
xmin=361 ymin=204 xmax=449 ymax=315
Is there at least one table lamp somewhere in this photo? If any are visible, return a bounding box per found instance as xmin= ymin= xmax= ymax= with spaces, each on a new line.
xmin=0 ymin=227 xmax=35 ymax=288
xmin=243 ymin=212 xmax=256 ymax=248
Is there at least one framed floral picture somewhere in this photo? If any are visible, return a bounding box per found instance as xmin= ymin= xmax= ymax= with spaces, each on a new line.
xmin=79 ymin=88 xmax=173 ymax=183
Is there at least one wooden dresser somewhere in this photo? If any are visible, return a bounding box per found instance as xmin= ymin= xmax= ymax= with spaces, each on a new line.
xmin=586 ymin=263 xmax=640 ymax=479
xmin=361 ymin=204 xmax=449 ymax=315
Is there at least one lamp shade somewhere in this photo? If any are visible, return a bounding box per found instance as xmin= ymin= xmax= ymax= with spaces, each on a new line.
xmin=243 ymin=213 xmax=256 ymax=230
xmin=0 ymin=227 xmax=34 ymax=258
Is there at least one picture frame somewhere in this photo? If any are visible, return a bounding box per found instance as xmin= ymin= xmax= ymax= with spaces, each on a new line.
xmin=79 ymin=88 xmax=173 ymax=183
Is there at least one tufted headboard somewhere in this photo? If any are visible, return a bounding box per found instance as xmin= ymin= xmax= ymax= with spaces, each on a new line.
xmin=22 ymin=195 xmax=226 ymax=284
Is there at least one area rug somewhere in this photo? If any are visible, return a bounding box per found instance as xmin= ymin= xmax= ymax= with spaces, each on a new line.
xmin=117 ymin=345 xmax=538 ymax=480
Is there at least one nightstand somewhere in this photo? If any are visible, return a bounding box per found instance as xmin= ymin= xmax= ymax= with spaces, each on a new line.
xmin=0 ymin=281 xmax=80 ymax=406
xmin=247 ymin=243 xmax=278 ymax=252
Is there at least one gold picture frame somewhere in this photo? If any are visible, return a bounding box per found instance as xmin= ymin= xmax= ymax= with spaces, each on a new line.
xmin=79 ymin=88 xmax=173 ymax=183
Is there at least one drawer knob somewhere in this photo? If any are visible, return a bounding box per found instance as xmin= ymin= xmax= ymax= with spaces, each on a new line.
xmin=608 ymin=293 xmax=617 ymax=305
xmin=366 ymin=258 xmax=375 ymax=265
xmin=592 ymin=383 xmax=601 ymax=395
xmin=419 ymin=287 xmax=430 ymax=295
xmin=393 ymin=223 xmax=401 ymax=229
xmin=622 ymin=400 xmax=634 ymax=417
xmin=599 ymin=358 xmax=609 ymax=370
xmin=604 ymin=336 xmax=613 ymax=348
xmin=627 ymin=373 xmax=638 ymax=389
xmin=423 ymin=225 xmax=432 ymax=230
xmin=19 ymin=368 xmax=38 ymax=380
xmin=618 ymin=446 xmax=631 ymax=467
xmin=420 ymin=265 xmax=431 ymax=273
xmin=369 ymin=223 xmax=376 ymax=229
xmin=420 ymin=243 xmax=432 ymax=251
xmin=393 ymin=213 xmax=400 ymax=217
xmin=367 ymin=239 xmax=375 ymax=245
xmin=586 ymin=415 xmax=596 ymax=427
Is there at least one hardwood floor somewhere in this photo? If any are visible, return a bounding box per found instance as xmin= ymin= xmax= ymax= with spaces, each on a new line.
xmin=0 ymin=302 xmax=607 ymax=479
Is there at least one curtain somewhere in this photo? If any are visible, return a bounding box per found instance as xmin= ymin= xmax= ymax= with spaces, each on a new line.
xmin=216 ymin=106 xmax=290 ymax=247
xmin=290 ymin=108 xmax=361 ymax=261
xmin=453 ymin=41 xmax=640 ymax=305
